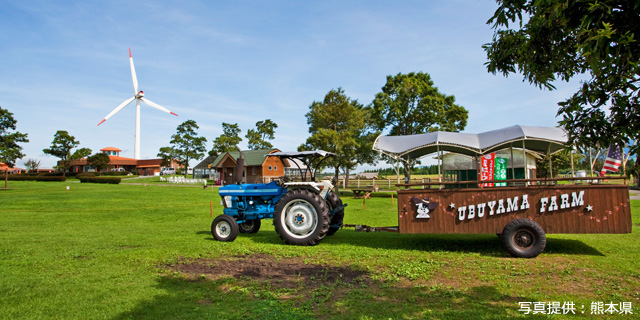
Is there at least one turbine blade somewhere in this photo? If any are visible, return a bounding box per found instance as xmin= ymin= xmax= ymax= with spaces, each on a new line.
xmin=129 ymin=48 xmax=138 ymax=95
xmin=141 ymin=97 xmax=178 ymax=116
xmin=97 ymin=96 xmax=135 ymax=126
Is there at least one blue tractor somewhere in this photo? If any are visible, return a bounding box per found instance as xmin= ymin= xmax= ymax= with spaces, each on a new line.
xmin=211 ymin=151 xmax=346 ymax=246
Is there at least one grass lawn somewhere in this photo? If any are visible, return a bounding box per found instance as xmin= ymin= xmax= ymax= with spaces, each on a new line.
xmin=1 ymin=181 xmax=639 ymax=319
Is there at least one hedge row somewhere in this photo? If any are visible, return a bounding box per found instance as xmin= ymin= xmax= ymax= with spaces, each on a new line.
xmin=76 ymin=172 xmax=129 ymax=178
xmin=7 ymin=175 xmax=37 ymax=181
xmin=35 ymin=176 xmax=67 ymax=182
xmin=100 ymin=171 xmax=129 ymax=176
xmin=78 ymin=176 xmax=121 ymax=184
xmin=7 ymin=175 xmax=67 ymax=181
xmin=76 ymin=173 xmax=97 ymax=179
xmin=42 ymin=172 xmax=79 ymax=177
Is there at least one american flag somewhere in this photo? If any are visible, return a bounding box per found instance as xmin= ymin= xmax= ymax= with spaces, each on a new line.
xmin=600 ymin=144 xmax=623 ymax=176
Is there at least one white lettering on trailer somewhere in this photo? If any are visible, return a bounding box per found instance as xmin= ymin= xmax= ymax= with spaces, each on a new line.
xmin=548 ymin=196 xmax=559 ymax=212
xmin=520 ymin=194 xmax=530 ymax=210
xmin=507 ymin=196 xmax=519 ymax=213
xmin=571 ymin=191 xmax=584 ymax=207
xmin=540 ymin=197 xmax=549 ymax=213
xmin=477 ymin=203 xmax=486 ymax=218
xmin=539 ymin=191 xmax=584 ymax=213
xmin=458 ymin=206 xmax=466 ymax=220
xmin=456 ymin=191 xmax=584 ymax=221
xmin=497 ymin=199 xmax=506 ymax=214
xmin=560 ymin=194 xmax=570 ymax=209
xmin=487 ymin=201 xmax=496 ymax=215
xmin=468 ymin=205 xmax=476 ymax=219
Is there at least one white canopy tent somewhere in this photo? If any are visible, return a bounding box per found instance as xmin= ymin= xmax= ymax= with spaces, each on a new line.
xmin=373 ymin=125 xmax=569 ymax=182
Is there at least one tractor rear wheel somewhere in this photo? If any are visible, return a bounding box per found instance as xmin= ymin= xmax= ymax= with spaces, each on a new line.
xmin=211 ymin=215 xmax=239 ymax=242
xmin=501 ymin=219 xmax=546 ymax=258
xmin=238 ymin=219 xmax=261 ymax=234
xmin=326 ymin=191 xmax=344 ymax=236
xmin=274 ymin=189 xmax=330 ymax=245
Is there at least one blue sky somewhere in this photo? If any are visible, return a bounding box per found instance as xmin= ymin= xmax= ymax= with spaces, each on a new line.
xmin=1 ymin=0 xmax=584 ymax=170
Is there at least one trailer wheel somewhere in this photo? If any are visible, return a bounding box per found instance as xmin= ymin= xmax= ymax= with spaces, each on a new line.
xmin=501 ymin=219 xmax=546 ymax=258
xmin=211 ymin=215 xmax=239 ymax=242
xmin=326 ymin=191 xmax=344 ymax=236
xmin=238 ymin=219 xmax=261 ymax=234
xmin=274 ymin=189 xmax=330 ymax=245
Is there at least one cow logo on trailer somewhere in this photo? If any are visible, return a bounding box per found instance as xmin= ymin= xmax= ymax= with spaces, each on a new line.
xmin=411 ymin=197 xmax=438 ymax=218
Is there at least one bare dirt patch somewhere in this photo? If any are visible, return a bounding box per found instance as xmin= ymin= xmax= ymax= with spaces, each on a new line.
xmin=165 ymin=254 xmax=370 ymax=289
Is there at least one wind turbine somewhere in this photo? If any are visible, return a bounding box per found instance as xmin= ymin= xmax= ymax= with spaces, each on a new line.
xmin=97 ymin=48 xmax=178 ymax=159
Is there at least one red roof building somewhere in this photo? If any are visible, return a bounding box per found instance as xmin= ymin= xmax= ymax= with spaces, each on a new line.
xmin=63 ymin=148 xmax=179 ymax=176
xmin=0 ymin=163 xmax=26 ymax=174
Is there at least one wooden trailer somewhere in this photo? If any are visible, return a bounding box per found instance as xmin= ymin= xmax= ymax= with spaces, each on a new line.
xmin=370 ymin=125 xmax=633 ymax=258
xmin=393 ymin=178 xmax=632 ymax=257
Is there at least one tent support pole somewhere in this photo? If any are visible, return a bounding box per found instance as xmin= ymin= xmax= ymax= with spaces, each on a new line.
xmin=396 ymin=157 xmax=400 ymax=185
xmin=570 ymin=146 xmax=575 ymax=184
xmin=510 ymin=143 xmax=515 ymax=186
xmin=476 ymin=155 xmax=480 ymax=186
xmin=548 ymin=144 xmax=552 ymax=178
xmin=437 ymin=144 xmax=441 ymax=183
xmin=522 ymin=139 xmax=528 ymax=182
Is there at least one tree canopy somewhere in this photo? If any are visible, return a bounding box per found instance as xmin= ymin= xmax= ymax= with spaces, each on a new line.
xmin=210 ymin=122 xmax=242 ymax=157
xmin=23 ymin=159 xmax=40 ymax=172
xmin=370 ymin=72 xmax=468 ymax=178
xmin=0 ymin=107 xmax=29 ymax=167
xmin=87 ymin=153 xmax=111 ymax=172
xmin=301 ymin=88 xmax=376 ymax=182
xmin=483 ymin=0 xmax=640 ymax=153
xmin=160 ymin=120 xmax=207 ymax=176
xmin=157 ymin=147 xmax=175 ymax=168
xmin=43 ymin=130 xmax=91 ymax=174
xmin=246 ymin=119 xmax=278 ymax=150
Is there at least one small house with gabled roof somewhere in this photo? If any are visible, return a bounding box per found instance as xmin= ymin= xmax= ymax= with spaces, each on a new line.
xmin=194 ymin=149 xmax=286 ymax=185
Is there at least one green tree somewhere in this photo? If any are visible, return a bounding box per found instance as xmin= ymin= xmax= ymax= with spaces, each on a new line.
xmin=536 ymin=149 xmax=585 ymax=178
xmin=246 ymin=119 xmax=278 ymax=150
xmin=0 ymin=107 xmax=29 ymax=167
xmin=210 ymin=122 xmax=242 ymax=157
xmin=23 ymin=159 xmax=41 ymax=172
xmin=301 ymin=88 xmax=375 ymax=184
xmin=370 ymin=72 xmax=468 ymax=178
xmin=42 ymin=130 xmax=91 ymax=175
xmin=625 ymin=152 xmax=640 ymax=186
xmin=161 ymin=120 xmax=207 ymax=177
xmin=483 ymin=0 xmax=640 ymax=153
xmin=157 ymin=146 xmax=175 ymax=168
xmin=86 ymin=153 xmax=111 ymax=172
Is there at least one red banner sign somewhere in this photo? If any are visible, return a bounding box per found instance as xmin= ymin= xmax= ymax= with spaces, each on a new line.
xmin=480 ymin=153 xmax=495 ymax=187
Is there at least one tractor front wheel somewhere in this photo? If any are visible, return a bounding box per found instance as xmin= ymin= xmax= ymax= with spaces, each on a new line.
xmin=274 ymin=189 xmax=330 ymax=246
xmin=211 ymin=215 xmax=239 ymax=242
xmin=238 ymin=219 xmax=261 ymax=234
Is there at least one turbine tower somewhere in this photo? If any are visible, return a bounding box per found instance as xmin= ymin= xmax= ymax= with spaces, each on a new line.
xmin=97 ymin=48 xmax=178 ymax=159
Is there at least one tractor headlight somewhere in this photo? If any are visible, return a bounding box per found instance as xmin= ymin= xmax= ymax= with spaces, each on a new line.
xmin=221 ymin=196 xmax=232 ymax=208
